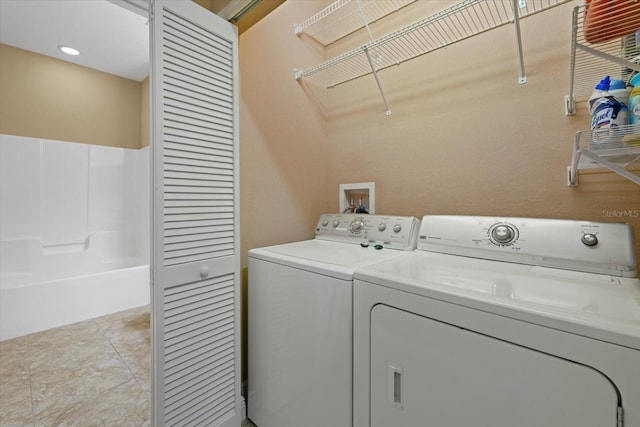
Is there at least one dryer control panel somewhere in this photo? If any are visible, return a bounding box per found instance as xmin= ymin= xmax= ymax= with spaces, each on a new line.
xmin=417 ymin=215 xmax=637 ymax=277
xmin=315 ymin=214 xmax=419 ymax=251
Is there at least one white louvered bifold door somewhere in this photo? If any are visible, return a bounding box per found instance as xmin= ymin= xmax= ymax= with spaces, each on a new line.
xmin=150 ymin=1 xmax=240 ymax=426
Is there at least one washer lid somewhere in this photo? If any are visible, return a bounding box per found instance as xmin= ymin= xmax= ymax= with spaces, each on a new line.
xmin=249 ymin=239 xmax=407 ymax=280
xmin=354 ymin=251 xmax=640 ymax=349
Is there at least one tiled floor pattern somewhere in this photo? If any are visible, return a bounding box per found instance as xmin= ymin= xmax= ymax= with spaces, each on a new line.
xmin=0 ymin=306 xmax=151 ymax=426
xmin=0 ymin=306 xmax=256 ymax=427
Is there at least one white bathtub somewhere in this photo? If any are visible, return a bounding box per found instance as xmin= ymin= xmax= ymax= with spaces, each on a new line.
xmin=0 ymin=263 xmax=150 ymax=342
xmin=0 ymin=235 xmax=150 ymax=341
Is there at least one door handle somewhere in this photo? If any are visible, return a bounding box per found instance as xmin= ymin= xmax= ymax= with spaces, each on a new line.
xmin=199 ymin=266 xmax=210 ymax=278
xmin=388 ymin=363 xmax=403 ymax=409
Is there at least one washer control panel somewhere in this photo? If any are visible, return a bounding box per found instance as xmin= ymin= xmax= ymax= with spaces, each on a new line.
xmin=417 ymin=215 xmax=637 ymax=277
xmin=315 ymin=214 xmax=420 ymax=250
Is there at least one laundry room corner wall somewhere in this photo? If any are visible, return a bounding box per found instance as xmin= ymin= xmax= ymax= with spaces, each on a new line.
xmin=239 ymin=0 xmax=329 ymax=379
xmin=317 ymin=0 xmax=640 ymax=266
xmin=239 ymin=0 xmax=328 ymax=261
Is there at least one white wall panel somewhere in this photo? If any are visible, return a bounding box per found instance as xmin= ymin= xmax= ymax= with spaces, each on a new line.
xmin=0 ymin=135 xmax=149 ymax=272
xmin=0 ymin=135 xmax=42 ymax=240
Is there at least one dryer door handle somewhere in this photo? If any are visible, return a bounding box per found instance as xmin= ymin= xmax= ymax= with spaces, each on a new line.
xmin=388 ymin=363 xmax=404 ymax=409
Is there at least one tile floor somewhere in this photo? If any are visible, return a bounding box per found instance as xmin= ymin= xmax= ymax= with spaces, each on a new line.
xmin=0 ymin=306 xmax=254 ymax=427
xmin=0 ymin=306 xmax=151 ymax=426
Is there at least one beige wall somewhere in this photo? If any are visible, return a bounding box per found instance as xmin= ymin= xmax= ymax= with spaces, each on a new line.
xmin=141 ymin=77 xmax=150 ymax=148
xmin=239 ymin=1 xmax=328 ymax=260
xmin=240 ymin=0 xmax=640 ymax=268
xmin=239 ymin=0 xmax=329 ymax=380
xmin=0 ymin=44 xmax=143 ymax=149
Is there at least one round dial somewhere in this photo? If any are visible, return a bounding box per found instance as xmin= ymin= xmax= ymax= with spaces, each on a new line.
xmin=322 ymin=219 xmax=329 ymax=227
xmin=393 ymin=224 xmax=402 ymax=233
xmin=378 ymin=223 xmax=387 ymax=232
xmin=581 ymin=233 xmax=598 ymax=247
xmin=489 ymin=223 xmax=517 ymax=245
xmin=350 ymin=217 xmax=365 ymax=234
xmin=332 ymin=220 xmax=340 ymax=227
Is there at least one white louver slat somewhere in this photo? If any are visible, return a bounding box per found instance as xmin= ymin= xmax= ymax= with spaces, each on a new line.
xmin=151 ymin=1 xmax=240 ymax=426
xmin=162 ymin=8 xmax=235 ymax=267
xmin=163 ymin=275 xmax=236 ymax=425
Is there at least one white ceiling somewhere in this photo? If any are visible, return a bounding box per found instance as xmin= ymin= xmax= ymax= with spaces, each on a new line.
xmin=0 ymin=0 xmax=149 ymax=82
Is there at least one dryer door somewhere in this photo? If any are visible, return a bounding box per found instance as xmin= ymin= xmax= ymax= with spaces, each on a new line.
xmin=370 ymin=304 xmax=620 ymax=427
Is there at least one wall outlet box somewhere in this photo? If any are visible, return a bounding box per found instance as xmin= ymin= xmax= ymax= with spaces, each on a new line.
xmin=339 ymin=182 xmax=375 ymax=214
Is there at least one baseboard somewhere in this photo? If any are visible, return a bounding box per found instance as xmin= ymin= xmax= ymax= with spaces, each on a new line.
xmin=241 ymin=395 xmax=247 ymax=420
xmin=241 ymin=380 xmax=247 ymax=420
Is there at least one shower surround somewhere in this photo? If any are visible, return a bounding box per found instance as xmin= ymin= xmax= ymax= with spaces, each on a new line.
xmin=0 ymin=134 xmax=150 ymax=341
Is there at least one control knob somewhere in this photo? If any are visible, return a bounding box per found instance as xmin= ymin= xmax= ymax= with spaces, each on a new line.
xmin=378 ymin=223 xmax=387 ymax=232
xmin=350 ymin=217 xmax=365 ymax=234
xmin=393 ymin=224 xmax=402 ymax=233
xmin=581 ymin=233 xmax=598 ymax=247
xmin=332 ymin=219 xmax=340 ymax=228
xmin=490 ymin=224 xmax=516 ymax=245
xmin=322 ymin=219 xmax=329 ymax=227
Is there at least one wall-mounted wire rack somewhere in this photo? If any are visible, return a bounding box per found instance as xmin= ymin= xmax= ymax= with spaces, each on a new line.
xmin=294 ymin=0 xmax=570 ymax=115
xmin=567 ymin=124 xmax=640 ymax=186
xmin=565 ymin=4 xmax=640 ymax=115
xmin=566 ymin=3 xmax=640 ymax=186
xmin=294 ymin=0 xmax=417 ymax=45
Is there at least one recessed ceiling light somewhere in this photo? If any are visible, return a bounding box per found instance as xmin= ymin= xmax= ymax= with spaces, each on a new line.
xmin=58 ymin=45 xmax=80 ymax=56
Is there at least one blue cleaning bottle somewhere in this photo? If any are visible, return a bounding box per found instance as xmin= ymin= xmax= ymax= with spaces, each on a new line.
xmin=607 ymin=79 xmax=630 ymax=126
xmin=588 ymin=75 xmax=611 ymax=115
xmin=589 ymin=76 xmax=626 ymax=143
xmin=629 ymin=73 xmax=640 ymax=125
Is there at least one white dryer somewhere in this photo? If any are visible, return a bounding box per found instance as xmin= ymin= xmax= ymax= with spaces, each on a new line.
xmin=248 ymin=213 xmax=420 ymax=427
xmin=353 ymin=215 xmax=640 ymax=427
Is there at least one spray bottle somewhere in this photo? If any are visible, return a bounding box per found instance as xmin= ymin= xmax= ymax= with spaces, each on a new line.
xmin=629 ymin=73 xmax=640 ymax=125
xmin=588 ymin=76 xmax=610 ymax=114
xmin=589 ymin=76 xmax=625 ymax=143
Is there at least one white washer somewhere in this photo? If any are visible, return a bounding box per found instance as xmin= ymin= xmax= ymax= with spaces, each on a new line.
xmin=248 ymin=213 xmax=420 ymax=427
xmin=353 ymin=215 xmax=640 ymax=427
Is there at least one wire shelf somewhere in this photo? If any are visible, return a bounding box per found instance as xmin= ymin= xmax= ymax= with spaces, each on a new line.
xmin=577 ymin=124 xmax=640 ymax=154
xmin=565 ymin=3 xmax=640 ymax=186
xmin=568 ymin=3 xmax=640 ymax=106
xmin=295 ymin=0 xmax=570 ymax=88
xmin=294 ymin=0 xmax=417 ymax=45
xmin=568 ymin=124 xmax=640 ymax=186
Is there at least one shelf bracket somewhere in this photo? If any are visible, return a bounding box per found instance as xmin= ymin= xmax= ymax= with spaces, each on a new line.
xmin=579 ymin=150 xmax=640 ymax=185
xmin=357 ymin=0 xmax=390 ymax=115
xmin=356 ymin=0 xmax=375 ymax=44
xmin=568 ymin=136 xmax=581 ymax=186
xmin=576 ymin=42 xmax=640 ymax=73
xmin=569 ymin=151 xmax=640 ymax=187
xmin=566 ymin=6 xmax=578 ymax=115
xmin=356 ymin=0 xmax=383 ymax=65
xmin=565 ymin=95 xmax=576 ymax=115
xmin=512 ymin=0 xmax=527 ymax=84
xmin=567 ymin=165 xmax=579 ymax=186
xmin=364 ymin=46 xmax=391 ymax=115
